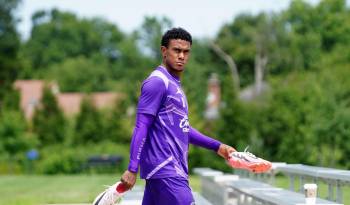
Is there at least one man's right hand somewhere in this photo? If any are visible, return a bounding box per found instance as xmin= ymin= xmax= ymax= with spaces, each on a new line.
xmin=120 ymin=170 xmax=137 ymax=190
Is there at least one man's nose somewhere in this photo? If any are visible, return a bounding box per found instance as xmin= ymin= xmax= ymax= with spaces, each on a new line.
xmin=179 ymin=52 xmax=185 ymax=59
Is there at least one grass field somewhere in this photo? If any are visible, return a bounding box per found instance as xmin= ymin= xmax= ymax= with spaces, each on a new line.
xmin=0 ymin=174 xmax=134 ymax=205
xmin=0 ymin=174 xmax=348 ymax=205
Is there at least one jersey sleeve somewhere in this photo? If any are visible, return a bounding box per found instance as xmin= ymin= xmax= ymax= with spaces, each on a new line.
xmin=137 ymin=77 xmax=166 ymax=116
xmin=189 ymin=127 xmax=222 ymax=152
xmin=128 ymin=113 xmax=155 ymax=173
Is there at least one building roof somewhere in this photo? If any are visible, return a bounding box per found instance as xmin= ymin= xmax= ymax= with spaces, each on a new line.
xmin=14 ymin=80 xmax=122 ymax=119
xmin=14 ymin=80 xmax=47 ymax=119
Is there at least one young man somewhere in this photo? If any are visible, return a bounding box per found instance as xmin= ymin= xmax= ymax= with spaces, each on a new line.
xmin=95 ymin=28 xmax=270 ymax=205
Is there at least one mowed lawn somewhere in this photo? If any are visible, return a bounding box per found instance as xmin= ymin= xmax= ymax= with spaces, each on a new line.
xmin=0 ymin=174 xmax=348 ymax=205
xmin=0 ymin=174 xmax=200 ymax=205
xmin=0 ymin=174 xmax=142 ymax=205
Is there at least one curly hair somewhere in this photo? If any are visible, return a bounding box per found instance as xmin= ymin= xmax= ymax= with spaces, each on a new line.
xmin=161 ymin=27 xmax=192 ymax=48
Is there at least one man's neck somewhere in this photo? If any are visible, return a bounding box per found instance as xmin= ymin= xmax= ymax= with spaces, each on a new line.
xmin=161 ymin=63 xmax=182 ymax=79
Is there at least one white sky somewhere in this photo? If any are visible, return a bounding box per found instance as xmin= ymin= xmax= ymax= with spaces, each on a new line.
xmin=17 ymin=0 xmax=322 ymax=40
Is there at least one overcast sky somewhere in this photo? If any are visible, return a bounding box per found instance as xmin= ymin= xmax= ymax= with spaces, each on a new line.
xmin=17 ymin=0 xmax=323 ymax=40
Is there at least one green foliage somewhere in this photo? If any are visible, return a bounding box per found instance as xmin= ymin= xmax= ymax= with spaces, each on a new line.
xmin=183 ymin=40 xmax=222 ymax=115
xmin=36 ymin=142 xmax=130 ymax=174
xmin=254 ymin=63 xmax=350 ymax=168
xmin=316 ymin=0 xmax=350 ymax=50
xmin=112 ymin=34 xmax=154 ymax=101
xmin=47 ymin=56 xmax=111 ymax=92
xmin=74 ymin=97 xmax=105 ymax=144
xmin=137 ymin=16 xmax=172 ymax=59
xmin=312 ymin=64 xmax=350 ymax=168
xmin=1 ymin=0 xmax=350 ymax=173
xmin=216 ymin=14 xmax=263 ymax=87
xmin=32 ymin=85 xmax=66 ymax=146
xmin=282 ymin=0 xmax=322 ymax=70
xmin=72 ymin=98 xmax=134 ymax=146
xmin=1 ymin=88 xmax=20 ymax=111
xmin=216 ymin=75 xmax=252 ymax=150
xmin=24 ymin=9 xmax=124 ymax=75
xmin=316 ymin=108 xmax=350 ymax=168
xmin=37 ymin=145 xmax=85 ymax=174
xmin=0 ymin=110 xmax=29 ymax=155
xmin=0 ymin=0 xmax=21 ymax=101
xmin=256 ymin=75 xmax=318 ymax=164
xmin=102 ymin=100 xmax=133 ymax=144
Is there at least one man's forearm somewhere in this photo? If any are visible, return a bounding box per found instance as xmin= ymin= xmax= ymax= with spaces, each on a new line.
xmin=188 ymin=127 xmax=221 ymax=151
xmin=128 ymin=113 xmax=154 ymax=173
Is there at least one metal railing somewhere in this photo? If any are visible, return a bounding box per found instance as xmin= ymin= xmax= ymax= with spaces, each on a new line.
xmin=228 ymin=178 xmax=343 ymax=205
xmin=234 ymin=163 xmax=350 ymax=203
xmin=193 ymin=167 xmax=238 ymax=205
xmin=195 ymin=166 xmax=346 ymax=205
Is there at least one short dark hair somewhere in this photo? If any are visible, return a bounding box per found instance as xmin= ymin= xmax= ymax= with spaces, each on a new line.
xmin=161 ymin=27 xmax=192 ymax=48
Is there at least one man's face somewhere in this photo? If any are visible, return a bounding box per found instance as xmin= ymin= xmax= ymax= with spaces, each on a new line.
xmin=161 ymin=39 xmax=191 ymax=72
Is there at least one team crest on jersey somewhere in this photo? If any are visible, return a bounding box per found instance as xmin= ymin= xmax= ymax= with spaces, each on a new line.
xmin=179 ymin=115 xmax=190 ymax=132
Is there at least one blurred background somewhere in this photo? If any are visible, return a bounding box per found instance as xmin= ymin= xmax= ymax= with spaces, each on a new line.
xmin=0 ymin=0 xmax=350 ymax=204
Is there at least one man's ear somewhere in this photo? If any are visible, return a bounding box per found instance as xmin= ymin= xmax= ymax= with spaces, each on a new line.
xmin=161 ymin=46 xmax=167 ymax=58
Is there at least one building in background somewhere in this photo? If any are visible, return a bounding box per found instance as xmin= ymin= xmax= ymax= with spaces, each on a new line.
xmin=204 ymin=73 xmax=221 ymax=120
xmin=14 ymin=80 xmax=122 ymax=119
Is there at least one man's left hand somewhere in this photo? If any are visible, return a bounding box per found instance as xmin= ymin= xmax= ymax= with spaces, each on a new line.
xmin=217 ymin=144 xmax=236 ymax=160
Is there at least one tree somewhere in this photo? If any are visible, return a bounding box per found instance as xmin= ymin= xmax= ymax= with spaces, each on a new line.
xmin=47 ymin=56 xmax=111 ymax=92
xmin=32 ymin=85 xmax=66 ymax=146
xmin=1 ymin=88 xmax=20 ymax=111
xmin=0 ymin=0 xmax=21 ymax=103
xmin=216 ymin=75 xmax=252 ymax=150
xmin=282 ymin=0 xmax=322 ymax=70
xmin=24 ymin=9 xmax=124 ymax=76
xmin=316 ymin=0 xmax=349 ymax=51
xmin=312 ymin=64 xmax=350 ymax=168
xmin=137 ymin=16 xmax=172 ymax=60
xmin=0 ymin=110 xmax=28 ymax=156
xmin=256 ymin=82 xmax=317 ymax=164
xmin=216 ymin=13 xmax=274 ymax=88
xmin=103 ymin=99 xmax=132 ymax=144
xmin=210 ymin=42 xmax=240 ymax=91
xmin=74 ymin=96 xmax=105 ymax=144
xmin=0 ymin=109 xmax=31 ymax=173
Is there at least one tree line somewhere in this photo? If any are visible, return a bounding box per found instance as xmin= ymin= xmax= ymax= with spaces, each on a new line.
xmin=0 ymin=0 xmax=349 ymax=174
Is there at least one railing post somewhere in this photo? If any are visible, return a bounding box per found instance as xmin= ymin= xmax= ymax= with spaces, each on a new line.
xmin=299 ymin=175 xmax=305 ymax=193
xmin=327 ymin=180 xmax=334 ymax=201
xmin=336 ymin=180 xmax=343 ymax=203
xmin=289 ymin=174 xmax=295 ymax=191
xmin=312 ymin=177 xmax=319 ymax=197
xmin=269 ymin=169 xmax=276 ymax=185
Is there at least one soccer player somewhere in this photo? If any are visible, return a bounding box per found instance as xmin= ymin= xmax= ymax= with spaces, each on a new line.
xmin=94 ymin=27 xmax=270 ymax=205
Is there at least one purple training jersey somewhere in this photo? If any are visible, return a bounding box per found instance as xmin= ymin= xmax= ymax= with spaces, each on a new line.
xmin=137 ymin=66 xmax=190 ymax=179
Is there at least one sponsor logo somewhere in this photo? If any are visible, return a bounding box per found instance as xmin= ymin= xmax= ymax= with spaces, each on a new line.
xmin=179 ymin=115 xmax=190 ymax=132
xmin=137 ymin=137 xmax=146 ymax=160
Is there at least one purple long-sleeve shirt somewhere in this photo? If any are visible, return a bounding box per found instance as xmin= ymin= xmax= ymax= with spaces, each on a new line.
xmin=128 ymin=66 xmax=221 ymax=179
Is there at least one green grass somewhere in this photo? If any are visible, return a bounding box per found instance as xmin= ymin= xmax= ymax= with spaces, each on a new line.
xmin=0 ymin=174 xmax=140 ymax=205
xmin=0 ymin=174 xmax=201 ymax=205
xmin=0 ymin=174 xmax=348 ymax=205
xmin=189 ymin=175 xmax=201 ymax=192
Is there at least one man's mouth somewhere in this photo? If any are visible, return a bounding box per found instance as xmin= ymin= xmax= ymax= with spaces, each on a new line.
xmin=176 ymin=62 xmax=184 ymax=66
